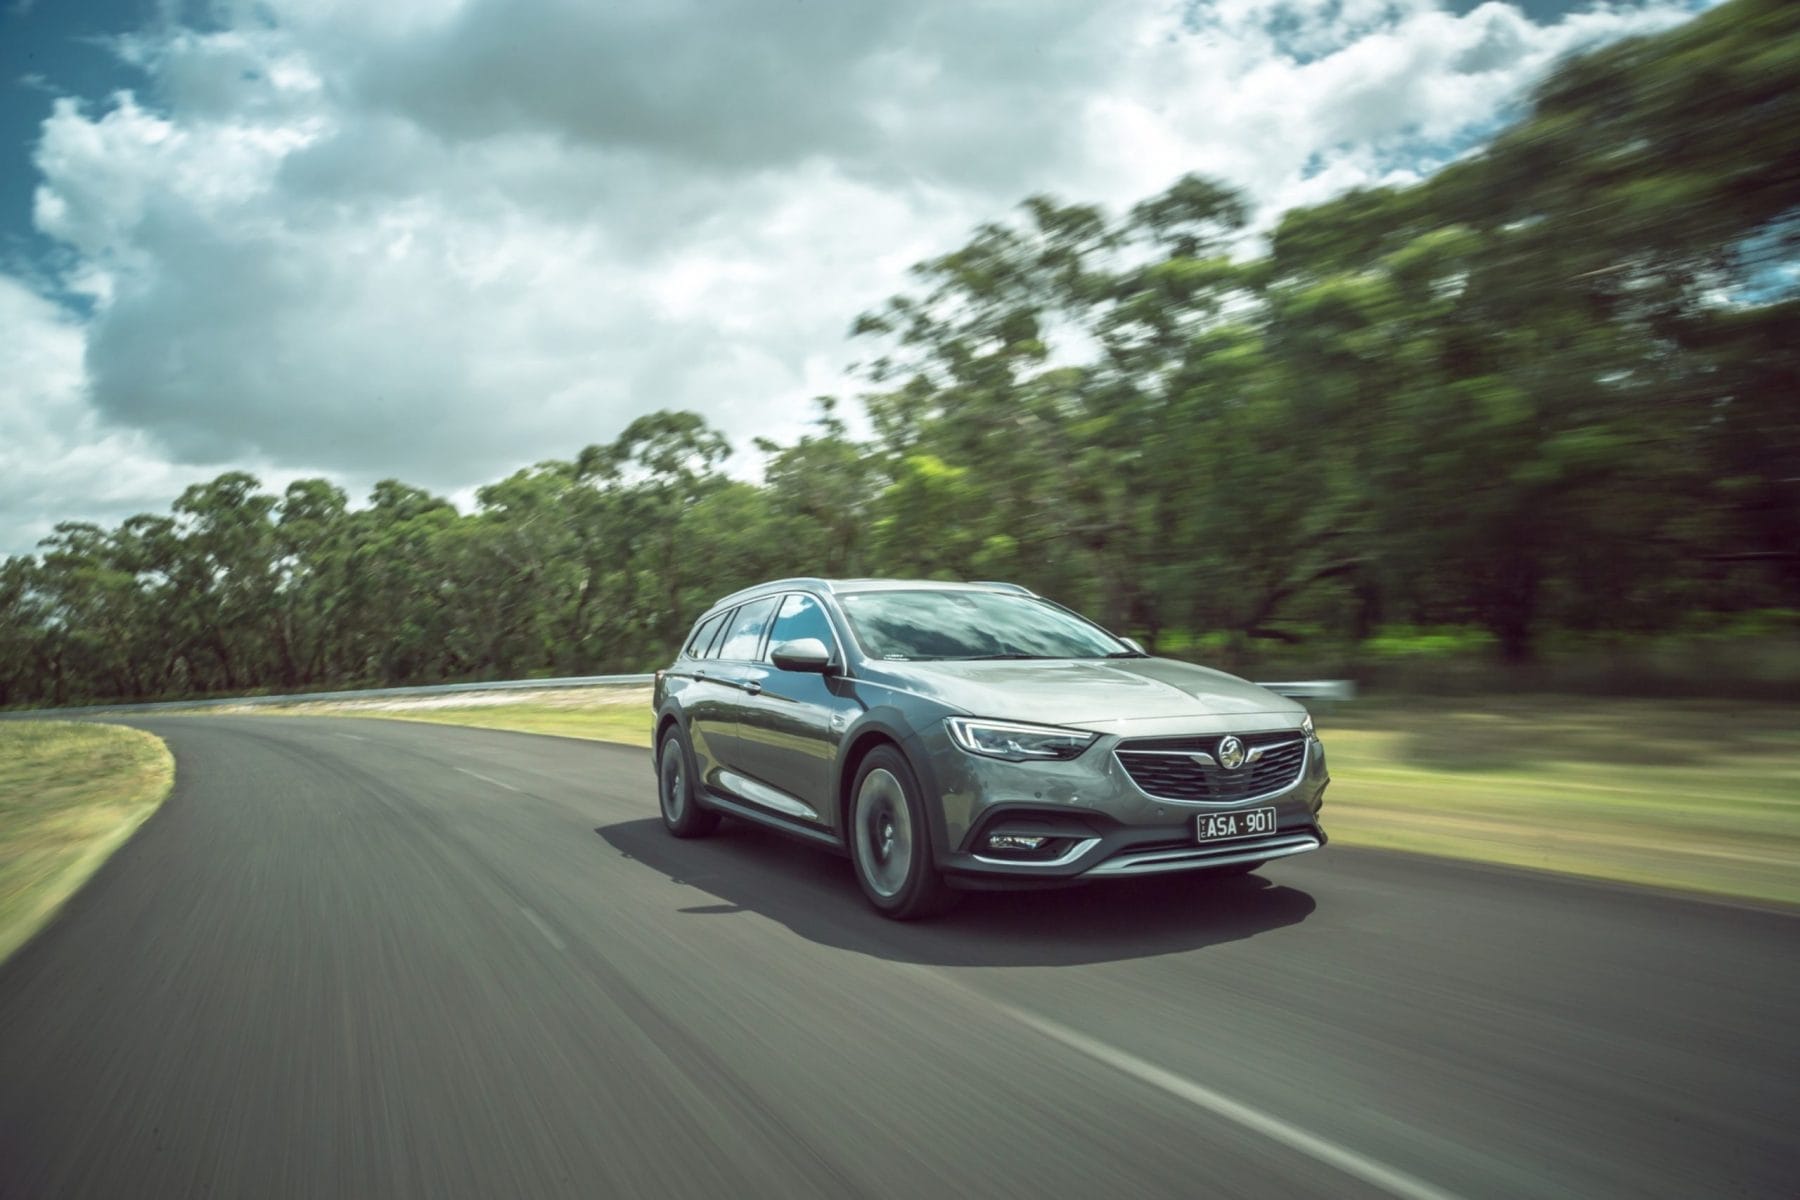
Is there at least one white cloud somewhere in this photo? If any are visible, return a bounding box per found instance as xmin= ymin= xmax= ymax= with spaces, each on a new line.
xmin=3 ymin=0 xmax=1701 ymax=555
xmin=0 ymin=272 xmax=253 ymax=554
xmin=1064 ymin=0 xmax=1695 ymax=221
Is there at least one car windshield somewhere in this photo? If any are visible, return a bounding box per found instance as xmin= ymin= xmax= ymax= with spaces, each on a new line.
xmin=837 ymin=590 xmax=1129 ymax=660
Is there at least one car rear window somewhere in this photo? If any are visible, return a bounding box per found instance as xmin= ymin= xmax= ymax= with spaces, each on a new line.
xmin=715 ymin=597 xmax=779 ymax=661
xmin=684 ymin=610 xmax=730 ymax=659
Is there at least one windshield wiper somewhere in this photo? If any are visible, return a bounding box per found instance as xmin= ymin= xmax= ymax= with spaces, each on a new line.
xmin=1103 ymin=650 xmax=1149 ymax=658
xmin=955 ymin=653 xmax=1055 ymax=660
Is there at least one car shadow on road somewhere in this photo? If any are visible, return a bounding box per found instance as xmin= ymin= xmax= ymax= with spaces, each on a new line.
xmin=595 ymin=817 xmax=1316 ymax=967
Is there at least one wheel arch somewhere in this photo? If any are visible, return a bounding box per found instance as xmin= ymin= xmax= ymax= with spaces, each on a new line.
xmin=654 ymin=709 xmax=681 ymax=750
xmin=835 ymin=714 xmax=949 ymax=860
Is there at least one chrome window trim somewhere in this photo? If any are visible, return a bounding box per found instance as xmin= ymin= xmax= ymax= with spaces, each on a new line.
xmin=1112 ymin=737 xmax=1311 ymax=808
xmin=680 ymin=607 xmax=735 ymax=661
xmin=712 ymin=595 xmax=782 ymax=664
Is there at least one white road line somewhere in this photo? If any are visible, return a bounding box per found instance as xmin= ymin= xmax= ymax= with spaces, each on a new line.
xmin=518 ymin=906 xmax=566 ymax=952
xmin=1000 ymin=1006 xmax=1464 ymax=1200
xmin=335 ymin=732 xmax=367 ymax=741
xmin=454 ymin=766 xmax=520 ymax=793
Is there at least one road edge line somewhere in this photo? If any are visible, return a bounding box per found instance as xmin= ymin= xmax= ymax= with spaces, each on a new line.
xmin=998 ymin=1003 xmax=1464 ymax=1200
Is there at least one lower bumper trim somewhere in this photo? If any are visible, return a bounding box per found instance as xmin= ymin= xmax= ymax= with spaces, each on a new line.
xmin=1083 ymin=833 xmax=1322 ymax=877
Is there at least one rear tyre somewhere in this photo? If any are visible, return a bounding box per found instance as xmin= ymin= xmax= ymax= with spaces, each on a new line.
xmin=658 ymin=729 xmax=719 ymax=838
xmin=848 ymin=747 xmax=958 ymax=920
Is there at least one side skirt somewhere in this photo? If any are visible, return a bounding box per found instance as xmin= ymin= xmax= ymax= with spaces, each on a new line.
xmin=700 ymin=791 xmax=846 ymax=855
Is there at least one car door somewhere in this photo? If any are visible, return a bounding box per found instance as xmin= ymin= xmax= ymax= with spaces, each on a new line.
xmin=700 ymin=595 xmax=782 ymax=797
xmin=732 ymin=592 xmax=851 ymax=829
xmin=670 ymin=607 xmax=740 ymax=791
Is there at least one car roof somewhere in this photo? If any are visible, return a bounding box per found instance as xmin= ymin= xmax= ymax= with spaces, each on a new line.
xmin=706 ymin=577 xmax=1033 ymax=612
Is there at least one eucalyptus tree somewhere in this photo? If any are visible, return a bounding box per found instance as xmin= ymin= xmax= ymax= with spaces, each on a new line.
xmin=852 ymin=174 xmax=1347 ymax=649
xmin=572 ymin=410 xmax=735 ymax=664
xmin=754 ymin=397 xmax=878 ymax=577
xmin=1257 ymin=0 xmax=1800 ymax=658
xmin=275 ymin=479 xmax=352 ymax=686
xmin=0 ymin=556 xmax=45 ymax=706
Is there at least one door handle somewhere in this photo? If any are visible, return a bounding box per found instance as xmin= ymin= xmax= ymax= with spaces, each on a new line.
xmin=742 ymin=682 xmax=762 ymax=696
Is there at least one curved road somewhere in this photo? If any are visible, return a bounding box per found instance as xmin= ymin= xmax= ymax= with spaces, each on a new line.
xmin=1 ymin=716 xmax=1794 ymax=1198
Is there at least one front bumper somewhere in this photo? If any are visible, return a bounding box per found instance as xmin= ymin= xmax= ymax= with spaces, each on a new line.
xmin=923 ymin=723 xmax=1330 ymax=887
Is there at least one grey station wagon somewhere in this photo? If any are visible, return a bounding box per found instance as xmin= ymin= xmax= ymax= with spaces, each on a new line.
xmin=651 ymin=579 xmax=1329 ymax=918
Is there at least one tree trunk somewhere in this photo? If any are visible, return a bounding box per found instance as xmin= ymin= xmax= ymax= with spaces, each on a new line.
xmin=211 ymin=630 xmax=237 ymax=690
xmin=1482 ymin=550 xmax=1541 ymax=665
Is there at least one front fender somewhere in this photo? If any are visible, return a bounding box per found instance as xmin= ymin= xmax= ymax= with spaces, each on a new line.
xmin=836 ymin=705 xmax=953 ymax=863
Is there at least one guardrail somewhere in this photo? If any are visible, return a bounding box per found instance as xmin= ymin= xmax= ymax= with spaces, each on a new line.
xmin=0 ymin=674 xmax=657 ymax=719
xmin=1258 ymin=680 xmax=1357 ymax=702
xmin=2 ymin=674 xmax=1352 ymax=720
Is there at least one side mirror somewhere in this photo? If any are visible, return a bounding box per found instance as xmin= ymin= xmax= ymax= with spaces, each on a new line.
xmin=770 ymin=638 xmax=835 ymax=674
xmin=1122 ymin=637 xmax=1147 ymax=654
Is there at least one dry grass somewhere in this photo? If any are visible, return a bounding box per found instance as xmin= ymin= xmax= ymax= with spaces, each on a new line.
xmin=0 ymin=721 xmax=174 ymax=963
xmin=1319 ymin=698 xmax=1800 ymax=906
xmin=215 ymin=686 xmax=656 ymax=746
xmin=238 ymin=687 xmax=1799 ymax=905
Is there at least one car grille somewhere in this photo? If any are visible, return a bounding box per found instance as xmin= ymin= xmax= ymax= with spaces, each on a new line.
xmin=1114 ymin=731 xmax=1306 ymax=803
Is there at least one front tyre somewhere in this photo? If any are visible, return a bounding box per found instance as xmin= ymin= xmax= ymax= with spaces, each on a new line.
xmin=849 ymin=747 xmax=957 ymax=920
xmin=658 ymin=729 xmax=719 ymax=838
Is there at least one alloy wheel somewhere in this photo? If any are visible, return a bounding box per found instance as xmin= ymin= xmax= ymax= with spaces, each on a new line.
xmin=854 ymin=767 xmax=913 ymax=897
xmin=659 ymin=740 xmax=686 ymax=823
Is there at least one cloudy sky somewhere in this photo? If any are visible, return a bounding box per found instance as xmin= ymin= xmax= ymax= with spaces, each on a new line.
xmin=0 ymin=0 xmax=1711 ymax=555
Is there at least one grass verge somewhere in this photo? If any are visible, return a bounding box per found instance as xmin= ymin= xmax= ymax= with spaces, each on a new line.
xmin=212 ymin=687 xmax=655 ymax=747
xmin=1320 ymin=698 xmax=1799 ymax=907
xmin=0 ymin=721 xmax=174 ymax=963
xmin=237 ymin=688 xmax=1799 ymax=907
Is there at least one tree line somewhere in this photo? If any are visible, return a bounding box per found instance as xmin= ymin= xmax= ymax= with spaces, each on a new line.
xmin=3 ymin=0 xmax=1795 ymax=707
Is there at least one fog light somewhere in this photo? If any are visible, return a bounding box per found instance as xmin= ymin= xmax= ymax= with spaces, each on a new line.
xmin=987 ymin=834 xmax=1048 ymax=852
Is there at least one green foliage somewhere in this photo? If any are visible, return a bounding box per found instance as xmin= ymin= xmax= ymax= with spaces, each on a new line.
xmin=1 ymin=0 xmax=1795 ymax=705
xmin=1361 ymin=627 xmax=1501 ymax=661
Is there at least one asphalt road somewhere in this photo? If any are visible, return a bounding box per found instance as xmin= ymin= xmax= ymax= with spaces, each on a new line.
xmin=1 ymin=717 xmax=1794 ymax=1199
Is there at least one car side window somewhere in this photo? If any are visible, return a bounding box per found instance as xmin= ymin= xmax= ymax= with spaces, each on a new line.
xmin=684 ymin=611 xmax=728 ymax=659
xmin=765 ymin=594 xmax=835 ymax=662
xmin=715 ymin=597 xmax=779 ymax=661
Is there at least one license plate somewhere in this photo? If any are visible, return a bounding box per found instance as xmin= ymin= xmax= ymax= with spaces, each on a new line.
xmin=1196 ymin=807 xmax=1277 ymax=843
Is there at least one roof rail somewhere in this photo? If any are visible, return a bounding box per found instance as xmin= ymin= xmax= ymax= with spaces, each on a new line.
xmin=708 ymin=576 xmax=1035 ymax=611
xmin=709 ymin=577 xmax=834 ymax=608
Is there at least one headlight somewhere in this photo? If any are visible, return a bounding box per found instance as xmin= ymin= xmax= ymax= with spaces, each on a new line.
xmin=945 ymin=717 xmax=1098 ymax=762
xmin=1301 ymin=713 xmax=1316 ymax=739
